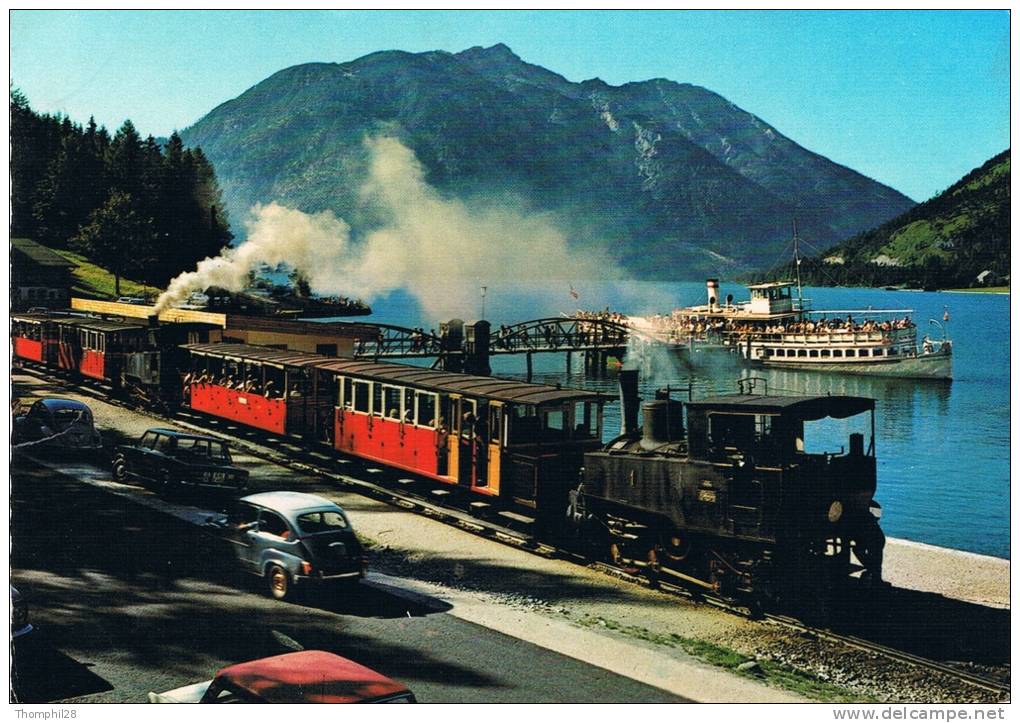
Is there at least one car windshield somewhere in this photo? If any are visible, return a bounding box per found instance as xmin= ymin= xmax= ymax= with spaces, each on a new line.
xmin=177 ymin=437 xmax=232 ymax=462
xmin=296 ymin=510 xmax=349 ymax=534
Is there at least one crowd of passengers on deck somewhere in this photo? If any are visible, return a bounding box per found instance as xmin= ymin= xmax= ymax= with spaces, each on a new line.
xmin=726 ymin=315 xmax=915 ymax=336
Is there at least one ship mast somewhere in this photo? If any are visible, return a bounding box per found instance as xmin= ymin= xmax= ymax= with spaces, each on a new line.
xmin=793 ymin=220 xmax=804 ymax=317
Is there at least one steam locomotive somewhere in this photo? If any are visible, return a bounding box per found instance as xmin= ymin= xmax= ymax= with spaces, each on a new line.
xmin=571 ymin=370 xmax=886 ymax=610
xmin=13 ymin=310 xmax=886 ymax=610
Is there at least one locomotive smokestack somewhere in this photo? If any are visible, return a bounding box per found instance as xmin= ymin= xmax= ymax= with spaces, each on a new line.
xmin=706 ymin=278 xmax=719 ymax=312
xmin=618 ymin=369 xmax=640 ymax=436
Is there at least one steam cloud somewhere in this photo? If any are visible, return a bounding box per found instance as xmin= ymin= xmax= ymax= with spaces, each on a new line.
xmin=156 ymin=136 xmax=613 ymax=319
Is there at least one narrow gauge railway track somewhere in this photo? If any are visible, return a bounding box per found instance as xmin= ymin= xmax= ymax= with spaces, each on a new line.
xmin=16 ymin=367 xmax=1011 ymax=701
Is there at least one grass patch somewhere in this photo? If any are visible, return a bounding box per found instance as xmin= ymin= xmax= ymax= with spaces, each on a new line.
xmin=576 ymin=615 xmax=873 ymax=702
xmin=55 ymin=249 xmax=161 ymax=300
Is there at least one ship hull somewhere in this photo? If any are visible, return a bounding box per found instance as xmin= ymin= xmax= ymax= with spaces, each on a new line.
xmin=751 ymin=346 xmax=952 ymax=380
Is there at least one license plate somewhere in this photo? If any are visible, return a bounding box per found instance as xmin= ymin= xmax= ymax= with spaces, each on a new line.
xmin=212 ymin=472 xmax=226 ymax=482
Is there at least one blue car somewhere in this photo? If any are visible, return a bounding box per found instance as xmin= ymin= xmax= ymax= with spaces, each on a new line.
xmin=209 ymin=492 xmax=366 ymax=601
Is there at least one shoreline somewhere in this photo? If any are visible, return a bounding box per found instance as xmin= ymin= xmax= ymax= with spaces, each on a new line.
xmin=887 ymin=536 xmax=1009 ymax=563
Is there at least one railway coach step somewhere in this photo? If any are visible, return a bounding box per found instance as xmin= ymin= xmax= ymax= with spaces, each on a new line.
xmin=396 ymin=478 xmax=416 ymax=486
xmin=497 ymin=510 xmax=535 ymax=526
xmin=429 ymin=489 xmax=453 ymax=498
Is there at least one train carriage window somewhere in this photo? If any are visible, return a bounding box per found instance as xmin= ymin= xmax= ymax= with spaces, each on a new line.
xmin=372 ymin=382 xmax=384 ymax=417
xmin=383 ymin=385 xmax=403 ymax=421
xmin=442 ymin=396 xmax=457 ymax=433
xmin=403 ymin=388 xmax=414 ymax=423
xmin=460 ymin=399 xmax=477 ymax=437
xmin=340 ymin=377 xmax=353 ymax=409
xmin=489 ymin=405 xmax=503 ymax=444
xmin=352 ymin=380 xmax=371 ymax=413
xmin=264 ymin=366 xmax=285 ymax=398
xmin=543 ymin=407 xmax=564 ymax=433
xmin=416 ymin=391 xmax=437 ymax=428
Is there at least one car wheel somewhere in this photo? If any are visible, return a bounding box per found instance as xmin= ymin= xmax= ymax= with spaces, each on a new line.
xmin=112 ymin=455 xmax=128 ymax=482
xmin=158 ymin=471 xmax=176 ymax=500
xmin=266 ymin=564 xmax=292 ymax=601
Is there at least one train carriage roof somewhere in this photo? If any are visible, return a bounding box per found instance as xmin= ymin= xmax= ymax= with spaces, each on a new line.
xmin=183 ymin=343 xmax=600 ymax=405
xmin=12 ymin=312 xmax=147 ymax=332
xmin=686 ymin=394 xmax=874 ymax=420
xmin=184 ymin=343 xmax=327 ymax=368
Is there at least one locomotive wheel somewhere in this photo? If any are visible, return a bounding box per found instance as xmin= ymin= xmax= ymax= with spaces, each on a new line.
xmin=659 ymin=532 xmax=692 ymax=562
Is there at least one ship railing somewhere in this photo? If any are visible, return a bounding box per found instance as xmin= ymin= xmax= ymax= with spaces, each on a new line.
xmin=737 ymin=328 xmax=916 ymax=345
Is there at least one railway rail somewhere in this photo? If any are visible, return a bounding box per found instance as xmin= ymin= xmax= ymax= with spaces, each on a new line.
xmin=14 ymin=366 xmax=1011 ymax=701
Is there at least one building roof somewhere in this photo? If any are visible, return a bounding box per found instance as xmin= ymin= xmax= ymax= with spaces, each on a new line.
xmin=11 ymin=238 xmax=75 ymax=268
xmin=212 ymin=651 xmax=412 ymax=704
xmin=686 ymin=394 xmax=874 ymax=420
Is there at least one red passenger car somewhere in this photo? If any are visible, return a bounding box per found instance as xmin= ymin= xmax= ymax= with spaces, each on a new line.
xmin=11 ymin=313 xmax=56 ymax=364
xmin=13 ymin=313 xmax=148 ymax=386
xmin=183 ymin=344 xmax=334 ymax=438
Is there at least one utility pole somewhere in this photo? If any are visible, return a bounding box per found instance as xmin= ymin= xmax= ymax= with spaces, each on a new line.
xmin=480 ymin=285 xmax=488 ymax=320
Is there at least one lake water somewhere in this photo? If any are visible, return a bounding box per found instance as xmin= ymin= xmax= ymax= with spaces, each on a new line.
xmin=337 ymin=280 xmax=1010 ymax=559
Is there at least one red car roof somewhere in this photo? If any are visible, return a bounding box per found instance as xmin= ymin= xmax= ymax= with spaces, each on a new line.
xmin=213 ymin=651 xmax=412 ymax=704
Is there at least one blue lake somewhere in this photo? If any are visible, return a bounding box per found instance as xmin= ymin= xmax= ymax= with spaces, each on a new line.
xmin=338 ymin=280 xmax=1010 ymax=559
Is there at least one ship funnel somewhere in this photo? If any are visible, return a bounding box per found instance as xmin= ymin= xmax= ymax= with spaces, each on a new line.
xmin=706 ymin=278 xmax=719 ymax=312
xmin=618 ymin=369 xmax=641 ymax=437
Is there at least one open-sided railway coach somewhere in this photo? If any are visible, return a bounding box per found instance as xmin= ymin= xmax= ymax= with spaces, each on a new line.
xmin=182 ymin=343 xmax=606 ymax=522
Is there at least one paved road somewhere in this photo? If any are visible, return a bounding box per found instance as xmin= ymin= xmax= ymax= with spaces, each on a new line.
xmin=10 ymin=460 xmax=687 ymax=704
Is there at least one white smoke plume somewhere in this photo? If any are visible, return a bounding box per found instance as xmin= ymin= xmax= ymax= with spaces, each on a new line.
xmin=155 ymin=136 xmax=614 ymax=319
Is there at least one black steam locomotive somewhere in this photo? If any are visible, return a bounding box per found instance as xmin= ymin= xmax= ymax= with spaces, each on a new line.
xmin=571 ymin=371 xmax=885 ymax=610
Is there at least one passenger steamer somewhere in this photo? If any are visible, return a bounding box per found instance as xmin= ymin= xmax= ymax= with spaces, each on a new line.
xmin=673 ymin=279 xmax=953 ymax=380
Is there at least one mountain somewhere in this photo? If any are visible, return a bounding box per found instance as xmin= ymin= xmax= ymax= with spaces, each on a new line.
xmin=763 ymin=150 xmax=1010 ymax=289
xmin=181 ymin=44 xmax=914 ymax=279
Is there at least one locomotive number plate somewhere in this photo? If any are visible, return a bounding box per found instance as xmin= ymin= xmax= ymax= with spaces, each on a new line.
xmin=698 ymin=489 xmax=717 ymax=503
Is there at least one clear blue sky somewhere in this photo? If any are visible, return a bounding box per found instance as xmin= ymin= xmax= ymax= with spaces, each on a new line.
xmin=10 ymin=9 xmax=1009 ymax=201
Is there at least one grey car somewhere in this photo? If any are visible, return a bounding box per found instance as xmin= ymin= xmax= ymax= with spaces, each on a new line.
xmin=209 ymin=492 xmax=365 ymax=601
xmin=13 ymin=398 xmax=102 ymax=456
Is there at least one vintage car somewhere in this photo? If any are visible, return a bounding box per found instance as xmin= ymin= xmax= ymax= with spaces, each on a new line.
xmin=112 ymin=428 xmax=248 ymax=499
xmin=11 ymin=586 xmax=33 ymax=639
xmin=206 ymin=491 xmax=365 ymax=600
xmin=12 ymin=397 xmax=103 ymax=455
xmin=147 ymin=650 xmax=415 ymax=703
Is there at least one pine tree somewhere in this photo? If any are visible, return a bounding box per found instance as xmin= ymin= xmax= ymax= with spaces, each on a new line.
xmin=72 ymin=191 xmax=155 ymax=296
